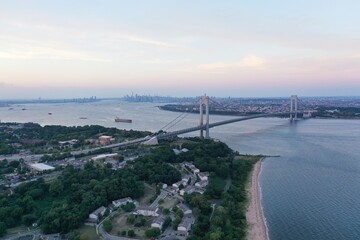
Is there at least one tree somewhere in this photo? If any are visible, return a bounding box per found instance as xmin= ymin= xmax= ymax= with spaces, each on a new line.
xmin=127 ymin=215 xmax=135 ymax=224
xmin=162 ymin=216 xmax=171 ymax=231
xmin=122 ymin=203 xmax=136 ymax=212
xmin=145 ymin=228 xmax=161 ymax=238
xmin=173 ymin=216 xmax=182 ymax=230
xmin=49 ymin=179 xmax=63 ymax=197
xmin=128 ymin=229 xmax=135 ymax=237
xmin=0 ymin=222 xmax=6 ymax=237
xmin=103 ymin=220 xmax=112 ymax=233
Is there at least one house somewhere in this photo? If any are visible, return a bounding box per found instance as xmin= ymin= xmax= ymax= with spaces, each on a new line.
xmin=180 ymin=186 xmax=195 ymax=196
xmin=177 ymin=204 xmax=192 ymax=216
xmin=194 ymin=187 xmax=206 ymax=194
xmin=195 ymin=180 xmax=208 ymax=188
xmin=165 ymin=186 xmax=178 ymax=195
xmin=136 ymin=206 xmax=159 ymax=217
xmin=89 ymin=206 xmax=106 ymax=221
xmin=99 ymin=136 xmax=113 ymax=145
xmin=112 ymin=197 xmax=133 ymax=208
xmin=173 ymin=148 xmax=189 ymax=155
xmin=172 ymin=180 xmax=185 ymax=189
xmin=182 ymin=175 xmax=191 ymax=184
xmin=173 ymin=149 xmax=182 ymax=155
xmin=188 ymin=165 xmax=200 ymax=174
xmin=197 ymin=172 xmax=209 ymax=181
xmin=58 ymin=139 xmax=78 ymax=146
xmin=151 ymin=215 xmax=165 ymax=229
xmin=177 ymin=217 xmax=195 ymax=236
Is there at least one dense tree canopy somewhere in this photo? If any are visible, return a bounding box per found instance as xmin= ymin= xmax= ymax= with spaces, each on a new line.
xmin=0 ymin=161 xmax=144 ymax=234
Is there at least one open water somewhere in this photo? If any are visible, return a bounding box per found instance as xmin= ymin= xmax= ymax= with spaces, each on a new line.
xmin=1 ymin=100 xmax=359 ymax=240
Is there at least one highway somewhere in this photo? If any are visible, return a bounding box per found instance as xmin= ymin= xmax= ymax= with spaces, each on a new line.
xmin=0 ymin=112 xmax=299 ymax=162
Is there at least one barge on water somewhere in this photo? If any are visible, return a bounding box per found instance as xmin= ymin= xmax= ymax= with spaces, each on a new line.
xmin=115 ymin=117 xmax=132 ymax=123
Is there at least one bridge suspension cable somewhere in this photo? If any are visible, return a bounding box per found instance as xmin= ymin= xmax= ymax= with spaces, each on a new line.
xmin=154 ymin=98 xmax=200 ymax=136
xmin=163 ymin=112 xmax=189 ymax=131
xmin=158 ymin=111 xmax=187 ymax=132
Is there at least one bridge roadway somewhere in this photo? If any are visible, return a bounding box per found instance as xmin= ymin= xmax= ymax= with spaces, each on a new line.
xmin=156 ymin=111 xmax=298 ymax=139
xmin=0 ymin=112 xmax=299 ymax=162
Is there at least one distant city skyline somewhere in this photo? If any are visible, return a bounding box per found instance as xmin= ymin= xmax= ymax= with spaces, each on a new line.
xmin=1 ymin=0 xmax=359 ymax=98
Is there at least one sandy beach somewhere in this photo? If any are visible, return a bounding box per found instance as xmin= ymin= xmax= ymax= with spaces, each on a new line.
xmin=246 ymin=158 xmax=268 ymax=240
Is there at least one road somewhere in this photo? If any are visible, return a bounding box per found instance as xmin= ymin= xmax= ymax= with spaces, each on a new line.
xmin=150 ymin=190 xmax=168 ymax=208
xmin=0 ymin=136 xmax=152 ymax=162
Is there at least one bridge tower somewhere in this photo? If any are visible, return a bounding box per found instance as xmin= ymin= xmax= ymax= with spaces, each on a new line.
xmin=290 ymin=95 xmax=298 ymax=121
xmin=199 ymin=95 xmax=210 ymax=139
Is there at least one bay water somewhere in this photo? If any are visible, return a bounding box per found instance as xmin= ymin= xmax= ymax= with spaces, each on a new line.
xmin=1 ymin=100 xmax=359 ymax=240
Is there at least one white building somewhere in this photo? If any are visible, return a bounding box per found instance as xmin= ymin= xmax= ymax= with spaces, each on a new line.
xmin=182 ymin=175 xmax=191 ymax=184
xmin=151 ymin=215 xmax=165 ymax=229
xmin=194 ymin=187 xmax=206 ymax=194
xmin=195 ymin=180 xmax=208 ymax=188
xmin=197 ymin=172 xmax=209 ymax=181
xmin=177 ymin=204 xmax=192 ymax=216
xmin=89 ymin=206 xmax=106 ymax=221
xmin=29 ymin=163 xmax=55 ymax=172
xmin=188 ymin=165 xmax=200 ymax=174
xmin=180 ymin=186 xmax=195 ymax=196
xmin=91 ymin=153 xmax=118 ymax=161
xmin=136 ymin=206 xmax=159 ymax=217
xmin=112 ymin=197 xmax=133 ymax=208
xmin=173 ymin=148 xmax=189 ymax=155
xmin=58 ymin=139 xmax=78 ymax=146
xmin=165 ymin=186 xmax=179 ymax=195
xmin=172 ymin=180 xmax=185 ymax=189
xmin=177 ymin=217 xmax=195 ymax=236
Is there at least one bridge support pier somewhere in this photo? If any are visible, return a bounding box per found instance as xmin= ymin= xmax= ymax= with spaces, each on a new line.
xmin=199 ymin=95 xmax=210 ymax=139
xmin=290 ymin=95 xmax=298 ymax=121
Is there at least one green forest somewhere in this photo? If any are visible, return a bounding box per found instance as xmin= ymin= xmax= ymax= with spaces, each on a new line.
xmin=0 ymin=134 xmax=258 ymax=239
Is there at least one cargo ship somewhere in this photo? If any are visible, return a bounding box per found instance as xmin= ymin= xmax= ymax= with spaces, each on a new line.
xmin=115 ymin=117 xmax=132 ymax=123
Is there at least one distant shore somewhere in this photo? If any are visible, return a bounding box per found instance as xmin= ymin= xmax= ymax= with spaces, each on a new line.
xmin=246 ymin=158 xmax=268 ymax=240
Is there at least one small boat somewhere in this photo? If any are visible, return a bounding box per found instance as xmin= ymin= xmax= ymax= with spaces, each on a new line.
xmin=79 ymin=117 xmax=88 ymax=119
xmin=115 ymin=117 xmax=132 ymax=123
xmin=48 ymin=112 xmax=52 ymax=115
xmin=22 ymin=108 xmax=26 ymax=111
xmin=8 ymin=108 xmax=13 ymax=110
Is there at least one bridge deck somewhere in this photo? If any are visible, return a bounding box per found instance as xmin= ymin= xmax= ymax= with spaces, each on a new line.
xmin=157 ymin=111 xmax=300 ymax=139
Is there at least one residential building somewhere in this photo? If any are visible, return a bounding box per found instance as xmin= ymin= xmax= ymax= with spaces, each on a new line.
xmin=197 ymin=172 xmax=209 ymax=181
xmin=195 ymin=180 xmax=208 ymax=188
xmin=112 ymin=197 xmax=133 ymax=208
xmin=89 ymin=206 xmax=106 ymax=221
xmin=172 ymin=180 xmax=185 ymax=189
xmin=194 ymin=187 xmax=206 ymax=194
xmin=177 ymin=204 xmax=192 ymax=216
xmin=177 ymin=217 xmax=195 ymax=236
xmin=165 ymin=186 xmax=178 ymax=195
xmin=99 ymin=135 xmax=113 ymax=145
xmin=136 ymin=206 xmax=159 ymax=217
xmin=151 ymin=215 xmax=165 ymax=229
xmin=180 ymin=186 xmax=195 ymax=196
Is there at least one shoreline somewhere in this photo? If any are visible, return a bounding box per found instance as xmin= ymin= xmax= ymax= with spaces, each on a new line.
xmin=246 ymin=158 xmax=269 ymax=240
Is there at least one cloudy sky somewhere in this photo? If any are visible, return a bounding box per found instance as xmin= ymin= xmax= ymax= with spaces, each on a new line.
xmin=0 ymin=0 xmax=359 ymax=98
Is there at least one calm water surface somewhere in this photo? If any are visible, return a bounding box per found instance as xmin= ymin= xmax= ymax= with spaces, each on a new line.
xmin=1 ymin=100 xmax=359 ymax=240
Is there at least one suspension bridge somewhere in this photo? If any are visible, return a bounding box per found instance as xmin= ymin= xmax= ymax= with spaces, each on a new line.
xmin=142 ymin=95 xmax=302 ymax=144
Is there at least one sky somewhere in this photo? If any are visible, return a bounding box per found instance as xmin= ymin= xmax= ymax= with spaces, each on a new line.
xmin=0 ymin=0 xmax=359 ymax=99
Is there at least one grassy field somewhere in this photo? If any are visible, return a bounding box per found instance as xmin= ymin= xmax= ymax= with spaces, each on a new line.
xmin=138 ymin=182 xmax=156 ymax=206
xmin=77 ymin=225 xmax=99 ymax=240
xmin=111 ymin=213 xmax=153 ymax=239
xmin=159 ymin=196 xmax=178 ymax=209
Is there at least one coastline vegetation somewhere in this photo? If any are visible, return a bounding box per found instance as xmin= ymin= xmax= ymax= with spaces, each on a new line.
xmin=0 ymin=123 xmax=260 ymax=239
